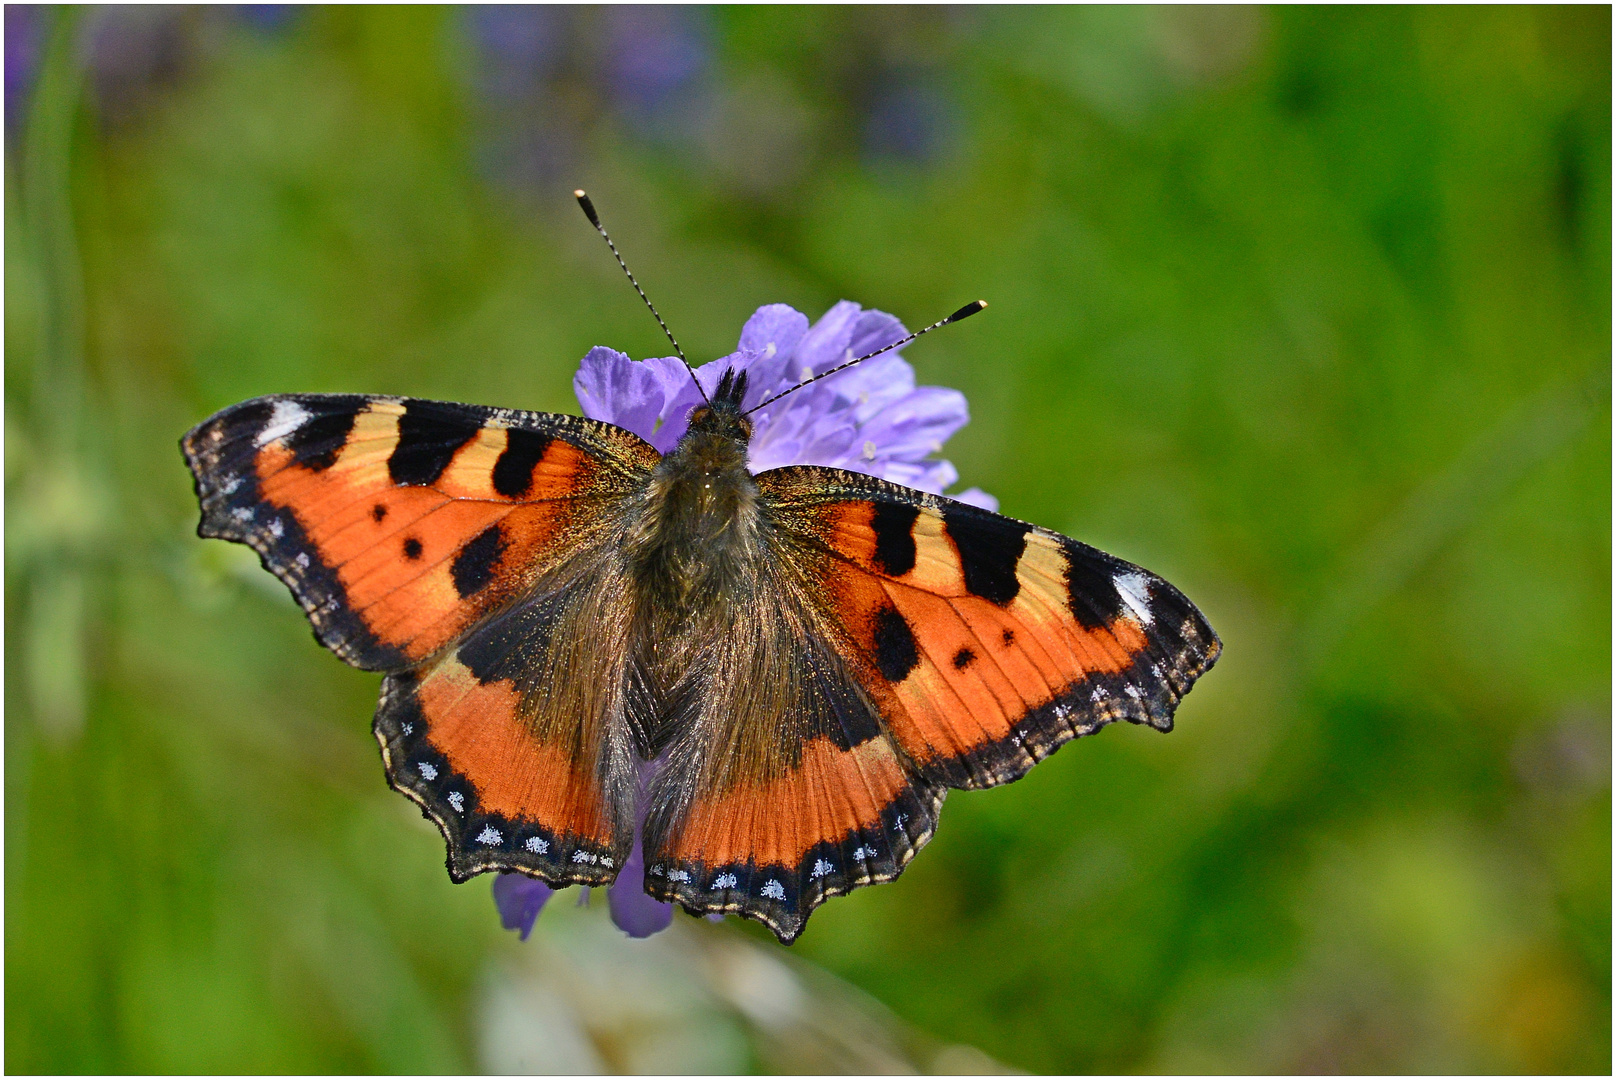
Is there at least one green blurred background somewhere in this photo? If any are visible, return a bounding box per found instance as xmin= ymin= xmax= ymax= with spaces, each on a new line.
xmin=6 ymin=5 xmax=1609 ymax=1073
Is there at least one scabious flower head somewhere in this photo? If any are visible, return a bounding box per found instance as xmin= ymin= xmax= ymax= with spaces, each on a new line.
xmin=497 ymin=300 xmax=995 ymax=941
xmin=574 ymin=300 xmax=997 ymax=509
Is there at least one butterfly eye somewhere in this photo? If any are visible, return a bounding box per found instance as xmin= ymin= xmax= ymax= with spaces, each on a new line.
xmin=689 ymin=406 xmax=711 ymax=428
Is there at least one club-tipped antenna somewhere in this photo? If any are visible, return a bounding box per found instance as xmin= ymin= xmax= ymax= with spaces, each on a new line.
xmin=574 ymin=189 xmax=708 ymax=404
xmin=744 ymin=300 xmax=987 ymax=416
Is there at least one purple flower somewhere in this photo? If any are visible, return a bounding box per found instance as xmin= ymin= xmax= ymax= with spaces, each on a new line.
xmin=574 ymin=301 xmax=997 ymax=509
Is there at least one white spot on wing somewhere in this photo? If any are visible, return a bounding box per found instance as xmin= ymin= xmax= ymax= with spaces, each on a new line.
xmin=447 ymin=791 xmax=464 ymax=812
xmin=712 ymin=872 xmax=737 ymax=890
xmin=760 ymin=879 xmax=786 ymax=900
xmin=267 ymin=518 xmax=284 ymax=539
xmin=417 ymin=762 xmax=437 ymax=780
xmin=295 ymin=552 xmax=310 ymax=569
xmin=255 ymin=399 xmax=314 ymax=447
xmin=401 ymin=722 xmax=413 ymax=736
xmin=810 ymin=859 xmax=833 ymax=879
xmin=524 ymin=836 xmax=548 ymax=854
xmin=476 ymin=825 xmax=502 ymax=846
xmin=1114 ymin=572 xmax=1154 ymax=626
xmin=220 ymin=476 xmax=242 ymax=495
xmin=852 ymin=845 xmax=877 ymax=860
xmin=666 ymin=869 xmax=690 ymax=883
xmin=648 ymin=864 xmax=665 ymax=876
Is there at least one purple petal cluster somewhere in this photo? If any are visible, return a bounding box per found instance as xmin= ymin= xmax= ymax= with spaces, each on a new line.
xmin=574 ymin=301 xmax=997 ymax=509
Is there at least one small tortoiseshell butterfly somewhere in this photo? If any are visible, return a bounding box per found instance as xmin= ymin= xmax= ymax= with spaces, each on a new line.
xmin=182 ymin=193 xmax=1220 ymax=943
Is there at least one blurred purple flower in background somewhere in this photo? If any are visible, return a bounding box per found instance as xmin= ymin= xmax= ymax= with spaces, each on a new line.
xmin=4 ymin=4 xmax=43 ymax=136
xmin=82 ymin=7 xmax=191 ymax=128
xmin=576 ymin=301 xmax=997 ymax=508
xmin=864 ymin=80 xmax=954 ymax=165
xmin=601 ymin=5 xmax=712 ymax=141
xmin=457 ymin=7 xmax=958 ymax=201
xmin=235 ymin=6 xmax=301 ymax=37
xmin=468 ymin=5 xmax=562 ymax=102
xmin=463 ymin=5 xmax=577 ymax=190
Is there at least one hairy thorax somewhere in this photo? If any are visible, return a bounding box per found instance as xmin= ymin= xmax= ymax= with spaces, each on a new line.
xmin=628 ymin=424 xmax=761 ymax=616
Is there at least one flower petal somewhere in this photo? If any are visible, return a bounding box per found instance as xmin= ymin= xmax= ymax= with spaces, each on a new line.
xmin=642 ymin=356 xmax=705 ymax=452
xmin=838 ymin=354 xmax=916 ymax=424
xmin=607 ymin=829 xmax=673 ymax=939
xmin=492 ymin=873 xmax=554 ymax=941
xmin=847 ymin=307 xmax=908 ymax=361
xmin=739 ymin=304 xmax=809 ymax=368
xmin=572 ymin=346 xmax=665 ymax=442
xmin=792 ymin=299 xmax=864 ymax=375
xmin=870 ymin=456 xmax=960 ymax=494
xmin=855 ymin=386 xmax=969 ymax=461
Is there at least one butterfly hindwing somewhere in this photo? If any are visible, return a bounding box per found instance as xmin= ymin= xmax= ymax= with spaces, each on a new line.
xmin=182 ymin=394 xmax=658 ymax=671
xmin=376 ymin=554 xmax=643 ymax=885
xmin=633 ymin=552 xmax=946 ymax=944
xmin=758 ymin=466 xmax=1221 ymax=791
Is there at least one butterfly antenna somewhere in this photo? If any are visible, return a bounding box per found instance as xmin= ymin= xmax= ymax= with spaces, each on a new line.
xmin=744 ymin=300 xmax=987 ymax=416
xmin=574 ymin=190 xmax=708 ymax=404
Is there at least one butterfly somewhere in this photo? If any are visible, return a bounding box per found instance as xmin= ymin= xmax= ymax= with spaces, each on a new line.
xmin=181 ymin=195 xmax=1220 ymax=944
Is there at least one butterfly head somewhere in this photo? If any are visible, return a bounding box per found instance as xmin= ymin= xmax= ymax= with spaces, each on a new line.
xmin=686 ymin=368 xmax=753 ymax=444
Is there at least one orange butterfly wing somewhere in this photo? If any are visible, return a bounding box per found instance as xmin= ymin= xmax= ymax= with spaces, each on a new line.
xmin=184 ymin=394 xmax=656 ymax=669
xmin=762 ymin=467 xmax=1221 ymax=791
xmin=183 ymin=394 xmax=656 ymax=884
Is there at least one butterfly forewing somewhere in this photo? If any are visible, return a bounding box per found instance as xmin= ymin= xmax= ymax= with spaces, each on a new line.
xmin=757 ymin=466 xmax=1222 ymax=791
xmin=182 ymin=394 xmax=658 ymax=670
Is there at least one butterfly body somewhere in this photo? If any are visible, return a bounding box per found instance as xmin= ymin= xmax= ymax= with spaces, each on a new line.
xmin=184 ymin=371 xmax=1219 ymax=942
xmin=629 ymin=371 xmax=760 ymax=617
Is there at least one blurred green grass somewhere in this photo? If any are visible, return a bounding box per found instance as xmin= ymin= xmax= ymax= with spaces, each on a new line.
xmin=6 ymin=5 xmax=1609 ymax=1073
